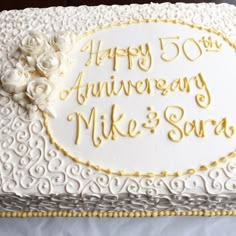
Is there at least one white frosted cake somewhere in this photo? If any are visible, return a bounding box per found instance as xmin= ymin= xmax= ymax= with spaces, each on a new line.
xmin=0 ymin=2 xmax=236 ymax=217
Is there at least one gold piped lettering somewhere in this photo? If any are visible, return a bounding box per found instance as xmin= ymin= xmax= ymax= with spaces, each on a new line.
xmin=68 ymin=105 xmax=141 ymax=148
xmin=67 ymin=108 xmax=102 ymax=147
xmin=164 ymin=105 xmax=235 ymax=142
xmin=80 ymin=39 xmax=153 ymax=71
xmin=164 ymin=105 xmax=184 ymax=142
xmin=60 ymin=71 xmax=211 ymax=109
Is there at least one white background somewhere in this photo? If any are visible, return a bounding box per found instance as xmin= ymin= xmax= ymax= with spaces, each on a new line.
xmin=0 ymin=217 xmax=235 ymax=236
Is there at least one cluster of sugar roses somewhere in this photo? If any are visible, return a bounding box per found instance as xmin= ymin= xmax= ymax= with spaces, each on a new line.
xmin=0 ymin=32 xmax=77 ymax=117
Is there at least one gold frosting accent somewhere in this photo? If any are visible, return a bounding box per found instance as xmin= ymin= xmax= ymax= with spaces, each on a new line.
xmin=182 ymin=38 xmax=203 ymax=61
xmin=164 ymin=105 xmax=185 ymax=142
xmin=80 ymin=39 xmax=152 ymax=71
xmin=60 ymin=71 xmax=211 ymax=108
xmin=1 ymin=210 xmax=236 ymax=217
xmin=159 ymin=35 xmax=221 ymax=62
xmin=43 ymin=18 xmax=236 ymax=177
xmin=67 ymin=104 xmax=141 ymax=147
xmin=142 ymin=106 xmax=160 ymax=133
xmin=164 ymin=106 xmax=235 ymax=142
xmin=200 ymin=36 xmax=222 ymax=52
xmin=159 ymin=36 xmax=181 ymax=62
xmin=43 ymin=111 xmax=236 ymax=177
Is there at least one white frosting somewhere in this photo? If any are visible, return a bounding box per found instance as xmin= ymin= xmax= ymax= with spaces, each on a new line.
xmin=50 ymin=32 xmax=77 ymax=53
xmin=0 ymin=32 xmax=76 ymax=118
xmin=20 ymin=33 xmax=49 ymax=56
xmin=48 ymin=21 xmax=236 ymax=174
xmin=36 ymin=52 xmax=64 ymax=78
xmin=0 ymin=3 xmax=236 ymax=212
xmin=1 ymin=69 xmax=29 ymax=93
xmin=26 ymin=77 xmax=54 ymax=105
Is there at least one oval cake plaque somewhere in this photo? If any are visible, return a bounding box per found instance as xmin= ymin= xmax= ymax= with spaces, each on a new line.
xmin=44 ymin=20 xmax=236 ymax=176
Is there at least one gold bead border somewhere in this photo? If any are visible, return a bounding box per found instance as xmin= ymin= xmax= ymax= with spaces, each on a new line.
xmin=1 ymin=210 xmax=236 ymax=218
xmin=43 ymin=18 xmax=236 ymax=178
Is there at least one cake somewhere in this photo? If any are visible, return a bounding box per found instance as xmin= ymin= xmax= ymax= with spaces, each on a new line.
xmin=0 ymin=2 xmax=236 ymax=217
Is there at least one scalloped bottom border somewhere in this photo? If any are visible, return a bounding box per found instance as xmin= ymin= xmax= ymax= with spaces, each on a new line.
xmin=1 ymin=210 xmax=236 ymax=217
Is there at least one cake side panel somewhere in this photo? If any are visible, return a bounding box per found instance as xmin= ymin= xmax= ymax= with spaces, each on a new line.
xmin=1 ymin=193 xmax=236 ymax=212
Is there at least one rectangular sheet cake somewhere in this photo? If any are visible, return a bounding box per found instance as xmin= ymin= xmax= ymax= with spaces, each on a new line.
xmin=0 ymin=2 xmax=236 ymax=217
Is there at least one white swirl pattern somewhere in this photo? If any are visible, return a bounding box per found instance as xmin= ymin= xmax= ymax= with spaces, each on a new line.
xmin=0 ymin=3 xmax=236 ymax=211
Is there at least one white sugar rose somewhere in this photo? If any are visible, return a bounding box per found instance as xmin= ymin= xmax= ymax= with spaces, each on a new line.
xmin=36 ymin=52 xmax=64 ymax=77
xmin=20 ymin=33 xmax=49 ymax=56
xmin=13 ymin=92 xmax=30 ymax=108
xmin=1 ymin=69 xmax=29 ymax=93
xmin=17 ymin=55 xmax=37 ymax=72
xmin=50 ymin=32 xmax=76 ymax=53
xmin=26 ymin=77 xmax=54 ymax=105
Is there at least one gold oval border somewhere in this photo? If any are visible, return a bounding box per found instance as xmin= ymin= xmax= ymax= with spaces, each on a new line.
xmin=43 ymin=18 xmax=236 ymax=177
